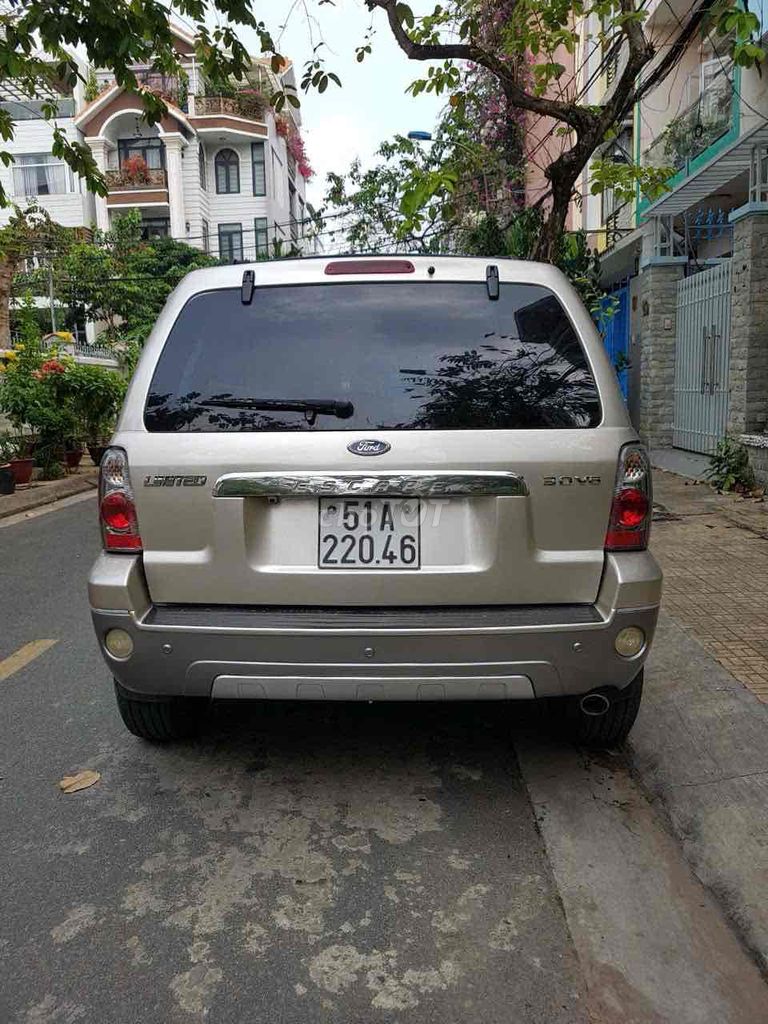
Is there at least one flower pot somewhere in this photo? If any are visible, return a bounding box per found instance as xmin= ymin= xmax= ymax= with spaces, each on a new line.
xmin=9 ymin=457 xmax=34 ymax=486
xmin=0 ymin=464 xmax=15 ymax=495
xmin=65 ymin=448 xmax=83 ymax=470
xmin=87 ymin=443 xmax=108 ymax=467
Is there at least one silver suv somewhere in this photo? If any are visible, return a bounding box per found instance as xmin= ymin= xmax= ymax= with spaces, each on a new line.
xmin=88 ymin=255 xmax=661 ymax=746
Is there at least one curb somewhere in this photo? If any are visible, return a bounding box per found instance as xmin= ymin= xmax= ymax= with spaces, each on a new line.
xmin=0 ymin=473 xmax=98 ymax=520
xmin=629 ymin=612 xmax=768 ymax=971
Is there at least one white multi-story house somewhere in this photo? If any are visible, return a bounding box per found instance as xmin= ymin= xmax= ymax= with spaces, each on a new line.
xmin=0 ymin=21 xmax=312 ymax=262
xmin=0 ymin=56 xmax=96 ymax=231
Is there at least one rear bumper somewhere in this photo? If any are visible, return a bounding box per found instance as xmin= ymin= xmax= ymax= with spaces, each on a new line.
xmin=89 ymin=552 xmax=662 ymax=702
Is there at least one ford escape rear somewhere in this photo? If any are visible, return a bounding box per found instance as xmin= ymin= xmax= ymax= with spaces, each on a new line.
xmin=89 ymin=255 xmax=662 ymax=745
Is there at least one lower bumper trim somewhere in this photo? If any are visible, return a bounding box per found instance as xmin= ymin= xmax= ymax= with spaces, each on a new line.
xmin=212 ymin=673 xmax=535 ymax=701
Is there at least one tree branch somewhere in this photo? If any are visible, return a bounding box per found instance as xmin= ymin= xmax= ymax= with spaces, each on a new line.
xmin=365 ymin=0 xmax=599 ymax=132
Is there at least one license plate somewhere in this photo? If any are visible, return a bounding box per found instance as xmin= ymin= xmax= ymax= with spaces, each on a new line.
xmin=318 ymin=498 xmax=421 ymax=569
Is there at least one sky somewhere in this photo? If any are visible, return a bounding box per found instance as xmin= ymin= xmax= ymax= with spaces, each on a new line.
xmin=231 ymin=1 xmax=445 ymax=207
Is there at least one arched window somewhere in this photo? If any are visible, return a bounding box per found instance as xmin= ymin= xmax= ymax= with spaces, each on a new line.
xmin=215 ymin=148 xmax=239 ymax=194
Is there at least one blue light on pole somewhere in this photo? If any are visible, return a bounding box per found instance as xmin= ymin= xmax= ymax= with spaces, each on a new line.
xmin=407 ymin=130 xmax=433 ymax=142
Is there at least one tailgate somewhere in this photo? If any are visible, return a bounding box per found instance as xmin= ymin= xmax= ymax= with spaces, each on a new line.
xmin=126 ymin=428 xmax=630 ymax=606
xmin=124 ymin=269 xmax=630 ymax=608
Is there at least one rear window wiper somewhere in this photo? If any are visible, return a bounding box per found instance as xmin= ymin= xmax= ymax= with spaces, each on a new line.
xmin=196 ymin=397 xmax=354 ymax=425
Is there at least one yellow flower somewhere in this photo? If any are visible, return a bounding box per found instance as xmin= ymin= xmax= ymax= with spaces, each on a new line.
xmin=54 ymin=331 xmax=74 ymax=342
xmin=5 ymin=350 xmax=17 ymax=362
xmin=0 ymin=363 xmax=6 ymax=373
xmin=13 ymin=342 xmax=25 ymax=351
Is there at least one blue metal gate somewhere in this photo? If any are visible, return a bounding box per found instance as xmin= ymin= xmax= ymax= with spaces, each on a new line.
xmin=598 ymin=286 xmax=630 ymax=400
xmin=673 ymin=262 xmax=731 ymax=454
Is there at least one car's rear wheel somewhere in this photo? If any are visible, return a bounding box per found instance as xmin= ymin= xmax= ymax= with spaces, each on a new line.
xmin=552 ymin=670 xmax=644 ymax=748
xmin=114 ymin=682 xmax=206 ymax=742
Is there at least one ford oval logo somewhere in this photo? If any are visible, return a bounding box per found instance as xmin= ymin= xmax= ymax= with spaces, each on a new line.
xmin=347 ymin=438 xmax=391 ymax=457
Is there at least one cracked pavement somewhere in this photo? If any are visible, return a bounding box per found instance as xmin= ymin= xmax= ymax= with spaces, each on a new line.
xmin=1 ymin=496 xmax=767 ymax=1023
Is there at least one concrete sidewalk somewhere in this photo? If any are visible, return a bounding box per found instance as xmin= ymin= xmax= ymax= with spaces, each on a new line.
xmin=629 ymin=469 xmax=768 ymax=973
xmin=0 ymin=470 xmax=98 ymax=520
xmin=630 ymin=612 xmax=768 ymax=972
xmin=652 ymin=470 xmax=768 ymax=701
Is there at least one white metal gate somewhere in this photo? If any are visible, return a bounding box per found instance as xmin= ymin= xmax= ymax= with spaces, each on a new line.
xmin=673 ymin=262 xmax=732 ymax=454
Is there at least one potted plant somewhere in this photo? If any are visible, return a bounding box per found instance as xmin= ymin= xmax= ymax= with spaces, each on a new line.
xmin=0 ymin=462 xmax=14 ymax=495
xmin=63 ymin=363 xmax=127 ymax=466
xmin=0 ymin=433 xmax=34 ymax=485
xmin=0 ymin=302 xmax=79 ymax=478
xmin=121 ymin=153 xmax=151 ymax=185
xmin=64 ymin=438 xmax=84 ymax=470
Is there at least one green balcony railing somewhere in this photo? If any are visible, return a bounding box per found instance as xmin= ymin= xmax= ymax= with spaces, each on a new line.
xmin=643 ymin=71 xmax=734 ymax=174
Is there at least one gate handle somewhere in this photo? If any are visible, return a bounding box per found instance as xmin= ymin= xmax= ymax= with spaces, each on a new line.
xmin=710 ymin=325 xmax=719 ymax=395
xmin=701 ymin=326 xmax=710 ymax=394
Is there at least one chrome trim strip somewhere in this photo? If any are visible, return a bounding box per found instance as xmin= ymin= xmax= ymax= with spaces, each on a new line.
xmin=212 ymin=471 xmax=529 ymax=498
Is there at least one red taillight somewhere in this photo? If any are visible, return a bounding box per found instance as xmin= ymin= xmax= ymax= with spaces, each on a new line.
xmin=101 ymin=491 xmax=133 ymax=530
xmin=615 ymin=487 xmax=648 ymax=527
xmin=324 ymin=259 xmax=415 ymax=276
xmin=605 ymin=445 xmax=651 ymax=552
xmin=99 ymin=447 xmax=143 ymax=553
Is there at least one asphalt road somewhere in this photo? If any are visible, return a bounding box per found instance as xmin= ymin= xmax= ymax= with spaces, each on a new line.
xmin=0 ymin=498 xmax=584 ymax=1024
xmin=2 ymin=497 xmax=767 ymax=1024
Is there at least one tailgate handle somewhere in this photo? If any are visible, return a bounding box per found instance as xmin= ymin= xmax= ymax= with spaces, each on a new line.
xmin=241 ymin=270 xmax=255 ymax=304
xmin=486 ymin=264 xmax=500 ymax=300
xmin=213 ymin=471 xmax=529 ymax=498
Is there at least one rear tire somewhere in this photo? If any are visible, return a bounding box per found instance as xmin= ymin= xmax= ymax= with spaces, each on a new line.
xmin=552 ymin=670 xmax=643 ymax=748
xmin=114 ymin=683 xmax=205 ymax=742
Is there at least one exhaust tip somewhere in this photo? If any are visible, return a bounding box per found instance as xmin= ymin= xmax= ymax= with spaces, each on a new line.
xmin=580 ymin=692 xmax=611 ymax=717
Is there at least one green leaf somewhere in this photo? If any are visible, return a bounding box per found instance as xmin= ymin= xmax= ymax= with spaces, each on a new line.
xmin=396 ymin=3 xmax=415 ymax=28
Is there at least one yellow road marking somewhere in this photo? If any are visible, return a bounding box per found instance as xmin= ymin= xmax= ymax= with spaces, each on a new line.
xmin=0 ymin=639 xmax=58 ymax=681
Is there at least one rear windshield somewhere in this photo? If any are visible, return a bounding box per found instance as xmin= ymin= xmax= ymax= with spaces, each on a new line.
xmin=144 ymin=281 xmax=601 ymax=432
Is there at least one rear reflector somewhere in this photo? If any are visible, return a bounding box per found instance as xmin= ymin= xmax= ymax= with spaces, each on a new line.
xmin=99 ymin=447 xmax=143 ymax=553
xmin=605 ymin=444 xmax=651 ymax=552
xmin=325 ymin=259 xmax=415 ymax=276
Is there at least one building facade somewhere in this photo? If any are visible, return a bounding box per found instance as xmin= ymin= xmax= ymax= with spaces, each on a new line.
xmin=0 ymin=22 xmax=312 ymax=262
xmin=531 ymin=4 xmax=768 ymax=479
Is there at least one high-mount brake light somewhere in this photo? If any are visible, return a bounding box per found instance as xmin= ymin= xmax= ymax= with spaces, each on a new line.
xmin=605 ymin=444 xmax=652 ymax=551
xmin=324 ymin=259 xmax=415 ymax=276
xmin=99 ymin=447 xmax=143 ymax=553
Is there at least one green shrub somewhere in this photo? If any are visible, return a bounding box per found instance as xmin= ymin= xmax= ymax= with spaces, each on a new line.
xmin=706 ymin=437 xmax=756 ymax=493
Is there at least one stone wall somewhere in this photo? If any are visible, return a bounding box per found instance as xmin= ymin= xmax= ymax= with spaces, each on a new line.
xmin=638 ymin=261 xmax=684 ymax=447
xmin=741 ymin=434 xmax=768 ymax=487
xmin=728 ymin=210 xmax=768 ymax=436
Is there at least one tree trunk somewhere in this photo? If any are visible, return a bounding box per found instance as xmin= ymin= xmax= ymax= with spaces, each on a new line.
xmin=532 ymin=185 xmax=570 ymax=263
xmin=0 ymin=257 xmax=16 ymax=349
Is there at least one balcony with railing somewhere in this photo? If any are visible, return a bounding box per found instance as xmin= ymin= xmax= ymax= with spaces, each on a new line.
xmin=192 ymin=89 xmax=267 ymax=123
xmin=92 ymin=69 xmax=188 ymax=110
xmin=605 ymin=199 xmax=634 ymax=247
xmin=105 ymin=166 xmax=168 ymax=207
xmin=105 ymin=167 xmax=167 ymax=190
xmin=642 ymin=70 xmax=735 ymax=177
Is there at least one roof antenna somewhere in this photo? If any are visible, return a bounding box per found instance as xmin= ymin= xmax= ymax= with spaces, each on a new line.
xmin=486 ymin=265 xmax=500 ymax=301
xmin=241 ymin=269 xmax=255 ymax=305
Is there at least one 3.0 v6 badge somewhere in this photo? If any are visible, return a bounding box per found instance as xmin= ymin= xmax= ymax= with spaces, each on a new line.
xmin=543 ymin=475 xmax=601 ymax=486
xmin=144 ymin=475 xmax=208 ymax=487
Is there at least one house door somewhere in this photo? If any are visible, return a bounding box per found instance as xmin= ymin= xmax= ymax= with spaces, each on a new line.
xmin=673 ymin=261 xmax=731 ymax=454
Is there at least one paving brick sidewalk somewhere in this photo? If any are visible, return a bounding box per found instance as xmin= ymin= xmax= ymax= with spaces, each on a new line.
xmin=652 ymin=470 xmax=768 ymax=702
